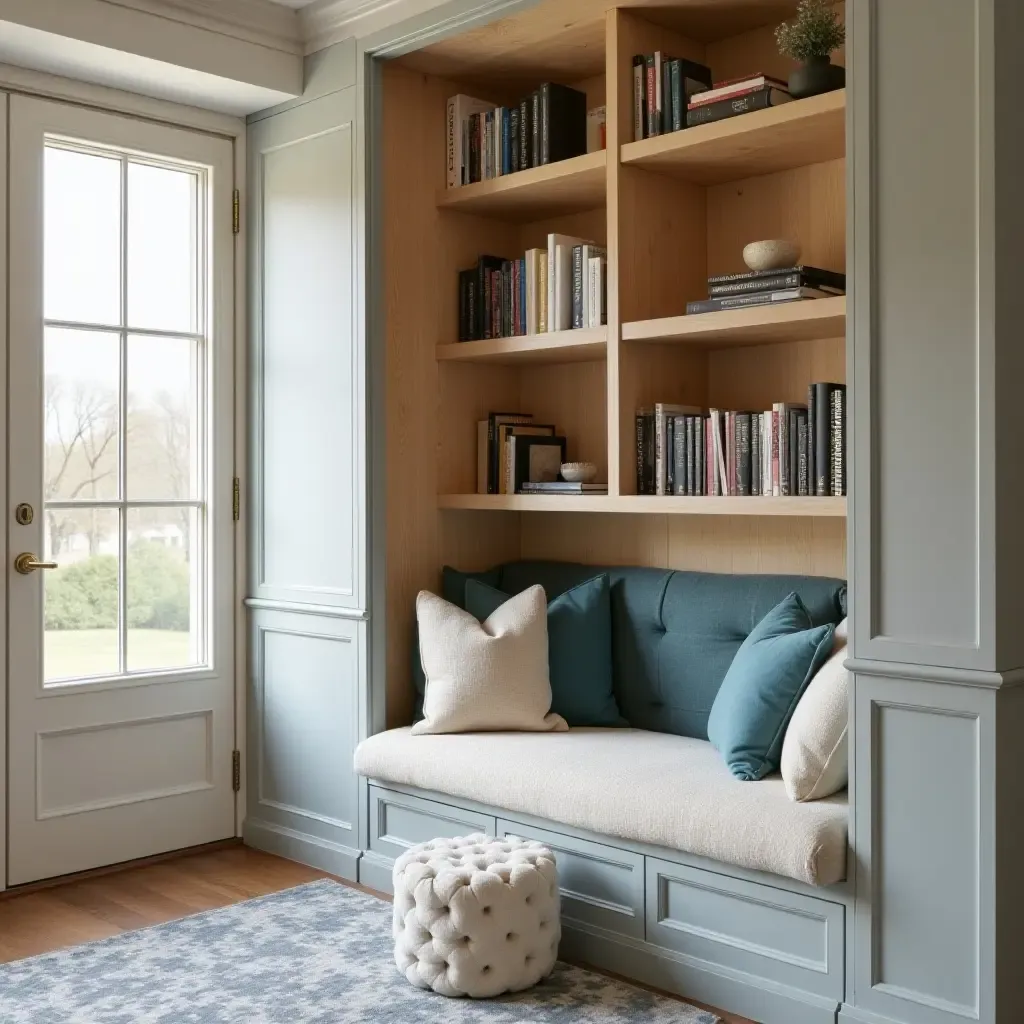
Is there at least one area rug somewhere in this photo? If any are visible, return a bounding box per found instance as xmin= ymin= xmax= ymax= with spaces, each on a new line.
xmin=0 ymin=879 xmax=721 ymax=1023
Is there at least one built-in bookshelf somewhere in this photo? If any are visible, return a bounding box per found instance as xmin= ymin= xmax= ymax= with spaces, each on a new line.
xmin=382 ymin=0 xmax=849 ymax=720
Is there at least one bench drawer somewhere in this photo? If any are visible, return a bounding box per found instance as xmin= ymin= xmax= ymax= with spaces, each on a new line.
xmin=368 ymin=786 xmax=496 ymax=862
xmin=498 ymin=818 xmax=645 ymax=940
xmin=646 ymin=857 xmax=844 ymax=999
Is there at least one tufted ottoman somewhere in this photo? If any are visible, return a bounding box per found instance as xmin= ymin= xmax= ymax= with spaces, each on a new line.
xmin=392 ymin=833 xmax=560 ymax=998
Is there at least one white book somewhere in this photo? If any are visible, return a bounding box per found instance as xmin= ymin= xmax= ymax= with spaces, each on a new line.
xmin=654 ymin=403 xmax=701 ymax=496
xmin=546 ymin=233 xmax=592 ymax=332
xmin=579 ymin=244 xmax=606 ymax=329
xmin=446 ymin=94 xmax=494 ymax=188
xmin=711 ymin=409 xmax=728 ymax=496
xmin=589 ymin=255 xmax=606 ymax=327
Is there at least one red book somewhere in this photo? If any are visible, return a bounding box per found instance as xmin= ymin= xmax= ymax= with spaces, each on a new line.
xmin=689 ymin=73 xmax=789 ymax=108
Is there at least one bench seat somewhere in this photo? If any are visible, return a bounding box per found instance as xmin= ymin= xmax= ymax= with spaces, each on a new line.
xmin=354 ymin=727 xmax=847 ymax=887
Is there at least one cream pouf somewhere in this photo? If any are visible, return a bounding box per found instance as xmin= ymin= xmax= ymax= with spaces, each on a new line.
xmin=392 ymin=834 xmax=560 ymax=998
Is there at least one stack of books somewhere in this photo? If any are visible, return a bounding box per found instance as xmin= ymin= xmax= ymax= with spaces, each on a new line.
xmin=475 ymin=412 xmax=605 ymax=495
xmin=686 ymin=73 xmax=792 ymax=128
xmin=685 ymin=265 xmax=846 ymax=316
xmin=635 ymin=385 xmax=847 ymax=497
xmin=631 ymin=53 xmax=712 ymax=140
xmin=446 ymin=85 xmax=589 ymax=188
xmin=458 ymin=235 xmax=606 ymax=341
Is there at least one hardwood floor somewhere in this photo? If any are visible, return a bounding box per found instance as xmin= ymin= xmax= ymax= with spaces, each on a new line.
xmin=0 ymin=843 xmax=754 ymax=1024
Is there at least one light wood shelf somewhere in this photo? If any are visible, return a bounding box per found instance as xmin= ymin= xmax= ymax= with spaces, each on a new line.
xmin=437 ymin=327 xmax=607 ymax=365
xmin=438 ymin=494 xmax=847 ymax=517
xmin=435 ymin=151 xmax=606 ymax=220
xmin=620 ymin=90 xmax=846 ymax=185
xmin=623 ymin=296 xmax=846 ymax=349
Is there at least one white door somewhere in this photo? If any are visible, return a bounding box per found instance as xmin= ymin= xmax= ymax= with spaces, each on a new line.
xmin=6 ymin=96 xmax=236 ymax=885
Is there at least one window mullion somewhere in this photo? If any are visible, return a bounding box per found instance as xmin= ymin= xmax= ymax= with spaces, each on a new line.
xmin=117 ymin=155 xmax=129 ymax=675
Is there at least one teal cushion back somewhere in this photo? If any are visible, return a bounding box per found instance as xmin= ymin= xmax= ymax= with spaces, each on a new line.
xmin=707 ymin=593 xmax=835 ymax=780
xmin=494 ymin=561 xmax=846 ymax=739
xmin=464 ymin=575 xmax=624 ymax=728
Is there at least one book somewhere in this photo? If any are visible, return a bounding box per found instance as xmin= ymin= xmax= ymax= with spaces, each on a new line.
xmin=524 ymin=248 xmax=542 ymax=335
xmin=547 ymin=233 xmax=592 ymax=332
xmin=645 ymin=55 xmax=659 ymax=138
xmin=711 ymin=410 xmax=727 ymax=495
xmin=587 ymin=105 xmax=607 ymax=152
xmin=686 ymin=87 xmax=792 ymax=128
xmin=708 ymin=270 xmax=846 ymax=297
xmin=531 ymin=90 xmax=541 ymax=169
xmin=736 ymin=412 xmax=751 ymax=496
xmin=519 ymin=97 xmax=531 ymax=169
xmin=512 ymin=435 xmax=567 ymax=492
xmin=751 ymin=416 xmax=761 ymax=495
xmin=538 ymin=82 xmax=587 ymax=165
xmin=672 ymin=416 xmax=686 ymax=496
xmin=686 ymin=287 xmax=834 ymax=315
xmin=831 ymin=386 xmax=847 ymax=496
xmin=471 ymin=255 xmax=505 ymax=339
xmin=807 ymin=383 xmax=815 ymax=497
xmin=520 ymin=481 xmax=608 ymax=494
xmin=632 ymin=56 xmax=645 ymax=142
xmin=487 ymin=412 xmax=532 ymax=494
xmin=501 ymin=423 xmax=556 ymax=494
xmin=686 ymin=416 xmax=696 ymax=496
xmin=476 ymin=420 xmax=489 ymax=494
xmin=661 ymin=55 xmax=672 ymax=134
xmin=579 ymin=244 xmax=606 ymax=329
xmin=510 ymin=105 xmax=520 ymax=173
xmin=571 ymin=245 xmax=585 ymax=329
xmin=797 ymin=412 xmax=809 ymax=496
xmin=708 ymin=265 xmax=847 ymax=288
xmin=446 ymin=94 xmax=494 ymax=188
xmin=654 ymin=403 xmax=701 ymax=495
xmin=689 ymin=74 xmax=788 ymax=107
xmin=458 ymin=269 xmax=473 ymax=341
xmin=538 ymin=251 xmax=549 ymax=332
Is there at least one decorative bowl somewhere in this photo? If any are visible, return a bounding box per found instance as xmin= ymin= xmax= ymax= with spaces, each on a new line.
xmin=742 ymin=239 xmax=801 ymax=272
xmin=560 ymin=462 xmax=597 ymax=483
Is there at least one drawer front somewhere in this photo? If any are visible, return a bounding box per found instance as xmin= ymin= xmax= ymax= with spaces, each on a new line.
xmin=646 ymin=857 xmax=844 ymax=999
xmin=498 ymin=818 xmax=645 ymax=940
xmin=369 ymin=786 xmax=496 ymax=861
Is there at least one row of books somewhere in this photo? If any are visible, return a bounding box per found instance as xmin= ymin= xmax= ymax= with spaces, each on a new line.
xmin=458 ymin=235 xmax=607 ymax=341
xmin=446 ymin=87 xmax=605 ymax=188
xmin=631 ymin=53 xmax=711 ymax=140
xmin=686 ymin=265 xmax=846 ymax=316
xmin=636 ymin=384 xmax=847 ymax=497
xmin=685 ymin=73 xmax=793 ymax=128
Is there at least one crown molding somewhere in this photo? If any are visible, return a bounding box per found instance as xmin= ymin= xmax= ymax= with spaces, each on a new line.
xmin=299 ymin=0 xmax=451 ymax=53
xmin=99 ymin=0 xmax=304 ymax=53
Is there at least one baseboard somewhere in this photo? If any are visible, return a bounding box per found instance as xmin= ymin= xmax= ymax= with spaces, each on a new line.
xmin=837 ymin=1005 xmax=905 ymax=1024
xmin=243 ymin=818 xmax=360 ymax=881
xmin=560 ymin=922 xmax=840 ymax=1024
xmin=357 ymin=850 xmax=395 ymax=894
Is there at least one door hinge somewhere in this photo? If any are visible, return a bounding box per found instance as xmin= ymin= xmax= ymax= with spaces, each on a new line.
xmin=232 ymin=188 xmax=240 ymax=234
xmin=232 ymin=750 xmax=241 ymax=792
xmin=232 ymin=477 xmax=240 ymax=521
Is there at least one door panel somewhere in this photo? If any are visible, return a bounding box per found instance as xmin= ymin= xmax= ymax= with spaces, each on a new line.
xmin=7 ymin=95 xmax=236 ymax=885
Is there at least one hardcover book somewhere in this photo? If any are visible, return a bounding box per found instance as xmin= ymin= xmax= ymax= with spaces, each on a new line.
xmin=512 ymin=435 xmax=567 ymax=492
xmin=686 ymin=86 xmax=792 ymax=128
xmin=538 ymin=82 xmax=587 ymax=165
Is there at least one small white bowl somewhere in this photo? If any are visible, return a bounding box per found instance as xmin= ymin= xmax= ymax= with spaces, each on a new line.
xmin=742 ymin=239 xmax=801 ymax=272
xmin=561 ymin=462 xmax=597 ymax=483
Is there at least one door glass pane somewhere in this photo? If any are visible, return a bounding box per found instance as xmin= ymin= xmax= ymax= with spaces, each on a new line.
xmin=127 ymin=507 xmax=200 ymax=672
xmin=127 ymin=334 xmax=197 ymax=500
xmin=127 ymin=162 xmax=198 ymax=333
xmin=44 ymin=327 xmax=121 ymax=501
xmin=44 ymin=508 xmax=121 ymax=683
xmin=44 ymin=147 xmax=121 ymax=325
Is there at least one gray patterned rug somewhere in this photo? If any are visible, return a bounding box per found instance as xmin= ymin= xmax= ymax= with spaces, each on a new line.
xmin=0 ymin=879 xmax=720 ymax=1023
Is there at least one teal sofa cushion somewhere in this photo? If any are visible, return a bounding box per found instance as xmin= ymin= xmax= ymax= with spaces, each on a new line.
xmin=708 ymin=593 xmax=835 ymax=781
xmin=464 ymin=575 xmax=624 ymax=728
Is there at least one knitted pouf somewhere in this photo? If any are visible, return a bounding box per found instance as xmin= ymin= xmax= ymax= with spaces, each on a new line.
xmin=392 ymin=833 xmax=560 ymax=998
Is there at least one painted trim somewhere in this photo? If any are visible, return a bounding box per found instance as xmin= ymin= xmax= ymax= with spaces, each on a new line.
xmin=244 ymin=597 xmax=369 ymax=620
xmin=0 ymin=92 xmax=8 ymax=893
xmin=846 ymin=657 xmax=1024 ymax=690
xmin=243 ymin=816 xmax=361 ymax=879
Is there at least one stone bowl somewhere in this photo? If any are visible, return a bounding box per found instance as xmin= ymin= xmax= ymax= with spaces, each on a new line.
xmin=561 ymin=462 xmax=597 ymax=483
xmin=742 ymin=239 xmax=801 ymax=272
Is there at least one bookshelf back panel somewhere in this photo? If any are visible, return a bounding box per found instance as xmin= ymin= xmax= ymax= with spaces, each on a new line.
xmin=520 ymin=512 xmax=846 ymax=578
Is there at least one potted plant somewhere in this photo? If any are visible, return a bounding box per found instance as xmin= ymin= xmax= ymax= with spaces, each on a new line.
xmin=776 ymin=0 xmax=846 ymax=99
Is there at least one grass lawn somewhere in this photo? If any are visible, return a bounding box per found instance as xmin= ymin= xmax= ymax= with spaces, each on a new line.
xmin=45 ymin=629 xmax=192 ymax=680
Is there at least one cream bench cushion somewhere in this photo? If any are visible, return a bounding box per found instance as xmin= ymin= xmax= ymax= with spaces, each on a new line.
xmin=355 ymin=728 xmax=848 ymax=887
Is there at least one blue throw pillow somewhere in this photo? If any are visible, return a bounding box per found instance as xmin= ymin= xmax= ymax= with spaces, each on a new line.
xmin=464 ymin=574 xmax=624 ymax=728
xmin=708 ymin=593 xmax=834 ymax=781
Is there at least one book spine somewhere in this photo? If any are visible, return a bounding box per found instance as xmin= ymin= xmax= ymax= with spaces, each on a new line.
xmin=775 ymin=403 xmax=786 ymax=496
xmin=686 ymin=88 xmax=778 ymax=127
xmin=751 ymin=415 xmax=761 ymax=495
xmin=807 ymin=384 xmax=816 ymax=496
xmin=708 ymin=272 xmax=805 ymax=296
xmin=469 ymin=112 xmax=480 ymax=183
xmin=725 ymin=412 xmax=735 ymax=496
xmin=481 ymin=263 xmax=491 ymax=339
xmin=661 ymin=55 xmax=672 ymax=134
xmin=789 ymin=409 xmax=800 ymax=498
xmin=670 ymin=60 xmax=683 ymax=131
xmin=571 ymin=245 xmax=584 ymax=329
xmin=538 ymin=251 xmax=549 ymax=332
xmin=458 ymin=270 xmax=469 ymax=342
xmin=539 ymin=82 xmax=551 ymax=165
xmin=636 ymin=412 xmax=646 ymax=494
xmin=707 ymin=265 xmax=847 ymax=289
xmin=519 ymin=258 xmax=526 ymax=336
xmin=633 ymin=57 xmax=644 ymax=141
xmin=736 ymin=413 xmax=751 ymax=496
xmin=798 ymin=413 xmax=808 ymax=496
xmin=531 ymin=91 xmax=540 ymax=168
xmin=686 ymin=416 xmax=696 ymax=496
xmin=446 ymin=97 xmax=458 ymax=189
xmin=666 ymin=417 xmax=675 ymax=494
xmin=510 ymin=106 xmax=519 ymax=173
xmin=519 ymin=98 xmax=530 ymax=169
xmin=645 ymin=56 xmax=657 ymax=138
xmin=645 ymin=412 xmax=655 ymax=495
xmin=654 ymin=405 xmax=666 ymax=496
xmin=491 ymin=269 xmax=501 ymax=340
xmin=832 ymin=387 xmax=846 ymax=496
xmin=696 ymin=416 xmax=704 ymax=496
xmin=815 ymin=383 xmax=833 ymax=496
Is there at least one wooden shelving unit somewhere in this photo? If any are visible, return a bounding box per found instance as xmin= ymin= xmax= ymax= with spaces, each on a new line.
xmin=439 ymin=494 xmax=846 ymax=517
xmin=435 ymin=151 xmax=606 ymax=220
xmin=436 ymin=327 xmax=607 ymax=365
xmin=620 ymin=90 xmax=845 ymax=185
xmin=623 ymin=296 xmax=846 ymax=349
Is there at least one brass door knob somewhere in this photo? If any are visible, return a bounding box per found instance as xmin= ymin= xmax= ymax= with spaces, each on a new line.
xmin=14 ymin=553 xmax=58 ymax=574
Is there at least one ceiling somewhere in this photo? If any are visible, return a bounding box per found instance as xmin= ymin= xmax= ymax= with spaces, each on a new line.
xmin=264 ymin=0 xmax=317 ymax=7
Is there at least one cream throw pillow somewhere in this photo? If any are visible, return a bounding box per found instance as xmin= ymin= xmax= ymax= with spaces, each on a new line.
xmin=412 ymin=585 xmax=567 ymax=735
xmin=781 ymin=618 xmax=849 ymax=802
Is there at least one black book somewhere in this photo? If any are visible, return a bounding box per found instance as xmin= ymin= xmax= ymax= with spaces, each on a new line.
xmin=636 ymin=409 xmax=656 ymax=494
xmin=538 ymin=82 xmax=587 ymax=165
xmin=510 ymin=106 xmax=520 ymax=173
xmin=672 ymin=417 xmax=686 ymax=496
xmin=477 ymin=255 xmax=505 ymax=340
xmin=736 ymin=413 xmax=751 ymax=496
xmin=709 ymin=270 xmax=846 ymax=297
xmin=813 ymin=382 xmax=841 ymax=495
xmin=519 ymin=97 xmax=531 ymax=169
xmin=831 ymin=386 xmax=847 ymax=496
xmin=662 ymin=57 xmax=673 ymax=135
xmin=789 ymin=408 xmax=801 ymax=498
xmin=531 ymin=91 xmax=541 ymax=168
xmin=708 ymin=264 xmax=847 ymax=289
xmin=686 ymin=416 xmax=696 ymax=496
xmin=669 ymin=60 xmax=683 ymax=132
xmin=751 ymin=417 xmax=761 ymax=495
xmin=686 ymin=287 xmax=830 ymax=315
xmin=632 ymin=55 xmax=646 ymax=141
xmin=686 ymin=87 xmax=792 ymax=128
xmin=666 ymin=416 xmax=675 ymax=494
xmin=458 ymin=269 xmax=473 ymax=341
xmin=571 ymin=245 xmax=584 ymax=329
xmin=797 ymin=412 xmax=809 ymax=496
xmin=671 ymin=58 xmax=712 ymax=131
xmin=645 ymin=55 xmax=658 ymax=138
xmin=636 ymin=410 xmax=648 ymax=494
xmin=513 ymin=435 xmax=567 ymax=493
xmin=806 ymin=384 xmax=815 ymax=495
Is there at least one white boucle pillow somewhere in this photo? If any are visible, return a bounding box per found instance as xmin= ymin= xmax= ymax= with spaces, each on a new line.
xmin=412 ymin=585 xmax=567 ymax=735
xmin=781 ymin=618 xmax=849 ymax=802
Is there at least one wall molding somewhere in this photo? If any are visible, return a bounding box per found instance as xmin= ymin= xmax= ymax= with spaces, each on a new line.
xmin=847 ymin=657 xmax=1024 ymax=690
xmin=244 ymin=597 xmax=369 ymax=620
